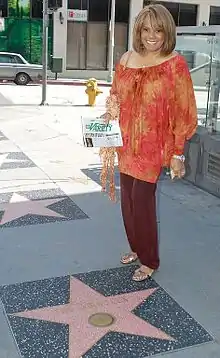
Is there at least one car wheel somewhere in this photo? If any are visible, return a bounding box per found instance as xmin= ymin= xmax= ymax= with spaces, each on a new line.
xmin=14 ymin=72 xmax=30 ymax=86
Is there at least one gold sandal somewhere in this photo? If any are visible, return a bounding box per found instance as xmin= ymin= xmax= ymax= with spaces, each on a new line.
xmin=132 ymin=266 xmax=154 ymax=282
xmin=120 ymin=252 xmax=138 ymax=265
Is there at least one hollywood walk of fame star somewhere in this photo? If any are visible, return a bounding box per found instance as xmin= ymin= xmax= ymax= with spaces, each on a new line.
xmin=11 ymin=277 xmax=175 ymax=358
xmin=0 ymin=153 xmax=29 ymax=168
xmin=0 ymin=132 xmax=7 ymax=141
xmin=0 ymin=193 xmax=67 ymax=225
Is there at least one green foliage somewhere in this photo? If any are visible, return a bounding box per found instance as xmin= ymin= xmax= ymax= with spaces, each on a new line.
xmin=8 ymin=0 xmax=30 ymax=18
xmin=0 ymin=18 xmax=53 ymax=64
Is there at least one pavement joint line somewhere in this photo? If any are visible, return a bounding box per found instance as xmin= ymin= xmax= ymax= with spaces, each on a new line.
xmin=0 ymin=298 xmax=22 ymax=358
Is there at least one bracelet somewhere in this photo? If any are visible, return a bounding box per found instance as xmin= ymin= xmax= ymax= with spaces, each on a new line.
xmin=173 ymin=154 xmax=185 ymax=162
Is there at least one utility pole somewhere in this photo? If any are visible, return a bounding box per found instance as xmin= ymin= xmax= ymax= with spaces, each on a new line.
xmin=107 ymin=0 xmax=116 ymax=83
xmin=40 ymin=0 xmax=49 ymax=105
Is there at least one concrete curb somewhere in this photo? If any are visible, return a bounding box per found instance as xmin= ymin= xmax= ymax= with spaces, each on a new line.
xmin=46 ymin=80 xmax=112 ymax=87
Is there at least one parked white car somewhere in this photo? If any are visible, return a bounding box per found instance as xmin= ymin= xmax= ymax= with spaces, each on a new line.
xmin=0 ymin=52 xmax=43 ymax=85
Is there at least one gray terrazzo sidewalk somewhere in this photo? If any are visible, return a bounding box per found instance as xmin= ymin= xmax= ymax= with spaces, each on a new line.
xmin=0 ymin=95 xmax=219 ymax=357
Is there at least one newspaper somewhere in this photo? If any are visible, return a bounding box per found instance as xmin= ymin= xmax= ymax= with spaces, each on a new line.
xmin=81 ymin=116 xmax=123 ymax=148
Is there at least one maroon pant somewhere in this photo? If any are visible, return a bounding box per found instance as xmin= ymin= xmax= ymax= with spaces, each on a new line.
xmin=120 ymin=173 xmax=159 ymax=269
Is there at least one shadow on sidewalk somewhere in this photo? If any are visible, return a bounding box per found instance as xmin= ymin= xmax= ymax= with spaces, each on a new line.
xmin=0 ymin=176 xmax=218 ymax=358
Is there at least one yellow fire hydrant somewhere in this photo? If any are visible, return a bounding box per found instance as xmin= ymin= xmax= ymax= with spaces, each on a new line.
xmin=85 ymin=78 xmax=103 ymax=106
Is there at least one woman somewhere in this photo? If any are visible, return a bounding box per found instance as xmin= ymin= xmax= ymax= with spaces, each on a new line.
xmin=100 ymin=4 xmax=197 ymax=282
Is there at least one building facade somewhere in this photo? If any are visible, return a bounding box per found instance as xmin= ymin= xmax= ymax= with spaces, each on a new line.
xmin=0 ymin=0 xmax=53 ymax=64
xmin=66 ymin=0 xmax=129 ymax=70
xmin=0 ymin=0 xmax=220 ymax=75
xmin=53 ymin=0 xmax=220 ymax=76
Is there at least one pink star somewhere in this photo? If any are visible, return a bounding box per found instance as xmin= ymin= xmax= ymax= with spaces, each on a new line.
xmin=11 ymin=277 xmax=175 ymax=357
xmin=0 ymin=193 xmax=67 ymax=225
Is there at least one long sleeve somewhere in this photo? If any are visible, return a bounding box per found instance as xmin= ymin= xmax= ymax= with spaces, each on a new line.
xmin=99 ymin=64 xmax=120 ymax=201
xmin=110 ymin=64 xmax=118 ymax=96
xmin=171 ymin=56 xmax=198 ymax=155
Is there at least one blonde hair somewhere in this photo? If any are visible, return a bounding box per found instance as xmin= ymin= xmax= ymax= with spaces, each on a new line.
xmin=133 ymin=4 xmax=176 ymax=55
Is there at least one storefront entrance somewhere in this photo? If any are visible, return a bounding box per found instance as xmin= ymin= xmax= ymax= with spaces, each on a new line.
xmin=66 ymin=0 xmax=129 ymax=70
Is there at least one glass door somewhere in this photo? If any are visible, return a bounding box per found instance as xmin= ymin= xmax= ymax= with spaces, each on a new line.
xmin=66 ymin=22 xmax=86 ymax=69
xmin=206 ymin=34 xmax=220 ymax=133
xmin=176 ymin=34 xmax=214 ymax=127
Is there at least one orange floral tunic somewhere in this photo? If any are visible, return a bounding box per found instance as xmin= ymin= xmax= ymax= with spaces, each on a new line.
xmin=100 ymin=54 xmax=197 ymax=200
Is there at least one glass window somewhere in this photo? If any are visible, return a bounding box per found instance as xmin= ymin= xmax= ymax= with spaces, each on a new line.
xmin=88 ymin=0 xmax=129 ymax=22
xmin=179 ymin=4 xmax=197 ymax=26
xmin=0 ymin=54 xmax=17 ymax=63
xmin=68 ymin=0 xmax=88 ymax=10
xmin=88 ymin=0 xmax=109 ymax=22
xmin=162 ymin=2 xmax=179 ymax=25
xmin=31 ymin=0 xmax=43 ymax=18
xmin=13 ymin=55 xmax=26 ymax=64
xmin=177 ymin=50 xmax=195 ymax=70
xmin=143 ymin=0 xmax=154 ymax=5
xmin=143 ymin=1 xmax=179 ymax=25
xmin=0 ymin=0 xmax=7 ymax=17
xmin=115 ymin=0 xmax=130 ymax=23
xmin=176 ymin=33 xmax=214 ymax=127
xmin=8 ymin=0 xmax=30 ymax=17
xmin=143 ymin=1 xmax=197 ymax=26
xmin=0 ymin=55 xmax=10 ymax=63
xmin=209 ymin=6 xmax=220 ymax=25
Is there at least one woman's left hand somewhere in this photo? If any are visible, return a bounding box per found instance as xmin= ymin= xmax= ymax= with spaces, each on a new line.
xmin=170 ymin=157 xmax=185 ymax=179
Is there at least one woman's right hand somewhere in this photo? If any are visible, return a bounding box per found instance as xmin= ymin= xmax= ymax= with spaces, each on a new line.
xmin=100 ymin=112 xmax=111 ymax=123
